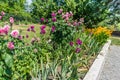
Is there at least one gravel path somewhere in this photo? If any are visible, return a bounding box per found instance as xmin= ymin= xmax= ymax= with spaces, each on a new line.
xmin=99 ymin=45 xmax=120 ymax=80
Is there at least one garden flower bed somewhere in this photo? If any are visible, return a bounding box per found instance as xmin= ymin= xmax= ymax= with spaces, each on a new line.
xmin=0 ymin=10 xmax=112 ymax=80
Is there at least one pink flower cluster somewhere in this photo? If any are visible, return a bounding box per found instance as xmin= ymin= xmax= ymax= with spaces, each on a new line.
xmin=51 ymin=12 xmax=57 ymax=22
xmin=40 ymin=25 xmax=46 ymax=34
xmin=0 ymin=25 xmax=10 ymax=36
xmin=10 ymin=30 xmax=19 ymax=38
xmin=58 ymin=9 xmax=63 ymax=14
xmin=62 ymin=11 xmax=73 ymax=21
xmin=7 ymin=42 xmax=14 ymax=50
xmin=40 ymin=18 xmax=48 ymax=23
xmin=67 ymin=18 xmax=84 ymax=27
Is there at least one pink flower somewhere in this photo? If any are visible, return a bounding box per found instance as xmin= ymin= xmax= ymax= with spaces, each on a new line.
xmin=80 ymin=18 xmax=84 ymax=23
xmin=73 ymin=21 xmax=77 ymax=26
xmin=65 ymin=12 xmax=69 ymax=17
xmin=7 ymin=42 xmax=14 ymax=50
xmin=40 ymin=18 xmax=44 ymax=22
xmin=10 ymin=30 xmax=19 ymax=38
xmin=52 ymin=17 xmax=57 ymax=22
xmin=9 ymin=17 xmax=14 ymax=24
xmin=51 ymin=12 xmax=56 ymax=17
xmin=1 ymin=11 xmax=5 ymax=16
xmin=76 ymin=38 xmax=82 ymax=45
xmin=58 ymin=9 xmax=63 ymax=14
xmin=67 ymin=22 xmax=72 ymax=26
xmin=65 ymin=17 xmax=69 ymax=21
xmin=0 ymin=28 xmax=5 ymax=36
xmin=40 ymin=25 xmax=46 ymax=30
xmin=69 ymin=42 xmax=74 ymax=46
xmin=75 ymin=48 xmax=81 ymax=53
xmin=3 ymin=25 xmax=10 ymax=34
xmin=51 ymin=26 xmax=55 ymax=32
xmin=0 ymin=16 xmax=2 ymax=20
xmin=40 ymin=29 xmax=46 ymax=34
xmin=78 ymin=22 xmax=81 ymax=26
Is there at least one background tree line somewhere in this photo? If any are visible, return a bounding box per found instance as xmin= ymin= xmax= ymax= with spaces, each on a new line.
xmin=0 ymin=0 xmax=119 ymax=28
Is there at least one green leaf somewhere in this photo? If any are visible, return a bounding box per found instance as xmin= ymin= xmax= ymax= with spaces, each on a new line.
xmin=4 ymin=54 xmax=13 ymax=67
xmin=0 ymin=66 xmax=4 ymax=76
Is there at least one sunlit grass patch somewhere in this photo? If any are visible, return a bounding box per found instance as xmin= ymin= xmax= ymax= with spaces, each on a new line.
xmin=110 ymin=37 xmax=120 ymax=45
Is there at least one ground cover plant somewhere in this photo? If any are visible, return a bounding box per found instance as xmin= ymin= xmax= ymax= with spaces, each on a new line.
xmin=0 ymin=9 xmax=112 ymax=80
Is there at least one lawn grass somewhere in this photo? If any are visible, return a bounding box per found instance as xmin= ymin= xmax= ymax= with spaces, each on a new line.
xmin=110 ymin=36 xmax=120 ymax=45
xmin=12 ymin=24 xmax=51 ymax=43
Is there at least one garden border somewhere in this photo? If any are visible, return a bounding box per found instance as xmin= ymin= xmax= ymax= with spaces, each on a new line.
xmin=83 ymin=40 xmax=111 ymax=80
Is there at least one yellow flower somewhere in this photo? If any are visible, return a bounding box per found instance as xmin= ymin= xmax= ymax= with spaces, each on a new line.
xmin=86 ymin=26 xmax=112 ymax=37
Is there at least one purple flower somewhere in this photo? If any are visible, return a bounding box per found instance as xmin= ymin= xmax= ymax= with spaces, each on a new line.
xmin=69 ymin=41 xmax=74 ymax=46
xmin=18 ymin=35 xmax=22 ymax=40
xmin=51 ymin=12 xmax=56 ymax=17
xmin=40 ymin=18 xmax=44 ymax=22
xmin=51 ymin=26 xmax=55 ymax=32
xmin=30 ymin=25 xmax=36 ymax=32
xmin=76 ymin=38 xmax=82 ymax=45
xmin=75 ymin=48 xmax=81 ymax=53
xmin=40 ymin=29 xmax=46 ymax=34
xmin=40 ymin=25 xmax=46 ymax=30
xmin=27 ymin=28 xmax=30 ymax=31
xmin=30 ymin=25 xmax=34 ymax=30
xmin=52 ymin=17 xmax=57 ymax=22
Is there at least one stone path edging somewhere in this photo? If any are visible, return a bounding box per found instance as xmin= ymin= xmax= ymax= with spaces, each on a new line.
xmin=83 ymin=40 xmax=111 ymax=80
